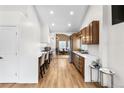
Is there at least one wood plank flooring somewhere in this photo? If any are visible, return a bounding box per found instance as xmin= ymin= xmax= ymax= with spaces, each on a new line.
xmin=0 ymin=55 xmax=102 ymax=88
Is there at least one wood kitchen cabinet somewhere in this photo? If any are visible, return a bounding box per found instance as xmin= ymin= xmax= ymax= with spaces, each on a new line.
xmin=81 ymin=20 xmax=99 ymax=44
xmin=72 ymin=53 xmax=84 ymax=78
xmin=79 ymin=57 xmax=84 ymax=78
xmin=81 ymin=27 xmax=86 ymax=44
xmin=76 ymin=31 xmax=82 ymax=38
xmin=70 ymin=20 xmax=99 ymax=45
xmin=89 ymin=21 xmax=99 ymax=44
xmin=70 ymin=33 xmax=81 ymax=51
xmin=85 ymin=26 xmax=91 ymax=44
xmin=73 ymin=53 xmax=79 ymax=68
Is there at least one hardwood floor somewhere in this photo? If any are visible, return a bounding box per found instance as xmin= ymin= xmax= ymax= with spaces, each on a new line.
xmin=0 ymin=55 xmax=102 ymax=88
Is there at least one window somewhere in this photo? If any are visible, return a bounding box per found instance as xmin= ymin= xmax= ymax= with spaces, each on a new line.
xmin=59 ymin=41 xmax=66 ymax=50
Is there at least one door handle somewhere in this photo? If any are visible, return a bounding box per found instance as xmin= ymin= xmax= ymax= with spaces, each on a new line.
xmin=0 ymin=57 xmax=3 ymax=59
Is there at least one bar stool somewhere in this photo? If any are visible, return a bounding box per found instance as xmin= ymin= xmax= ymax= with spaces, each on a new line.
xmin=40 ymin=52 xmax=46 ymax=78
xmin=45 ymin=51 xmax=49 ymax=69
xmin=89 ymin=64 xmax=100 ymax=82
xmin=99 ymin=68 xmax=115 ymax=88
xmin=49 ymin=50 xmax=53 ymax=63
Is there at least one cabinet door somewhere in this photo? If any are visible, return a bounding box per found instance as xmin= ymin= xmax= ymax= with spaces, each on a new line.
xmin=85 ymin=26 xmax=91 ymax=44
xmin=92 ymin=21 xmax=99 ymax=44
xmin=73 ymin=53 xmax=77 ymax=66
xmin=70 ymin=37 xmax=73 ymax=51
xmin=89 ymin=21 xmax=99 ymax=44
xmin=73 ymin=54 xmax=79 ymax=69
xmin=79 ymin=57 xmax=84 ymax=78
xmin=72 ymin=37 xmax=77 ymax=51
xmin=75 ymin=55 xmax=79 ymax=69
xmin=81 ymin=21 xmax=99 ymax=44
xmin=81 ymin=28 xmax=86 ymax=44
xmin=89 ymin=23 xmax=93 ymax=44
xmin=77 ymin=31 xmax=81 ymax=38
xmin=71 ymin=52 xmax=74 ymax=63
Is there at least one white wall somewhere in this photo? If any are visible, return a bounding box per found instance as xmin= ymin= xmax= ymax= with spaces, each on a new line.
xmin=103 ymin=6 xmax=124 ymax=87
xmin=81 ymin=6 xmax=103 ymax=57
xmin=81 ymin=5 xmax=124 ymax=87
xmin=81 ymin=6 xmax=110 ymax=86
xmin=49 ymin=32 xmax=56 ymax=52
xmin=0 ymin=6 xmax=41 ymax=83
xmin=81 ymin=5 xmax=103 ymax=58
xmin=40 ymin=23 xmax=50 ymax=43
xmin=81 ymin=5 xmax=109 ymax=67
xmin=34 ymin=6 xmax=50 ymax=44
xmin=0 ymin=12 xmax=23 ymax=26
xmin=17 ymin=6 xmax=41 ymax=83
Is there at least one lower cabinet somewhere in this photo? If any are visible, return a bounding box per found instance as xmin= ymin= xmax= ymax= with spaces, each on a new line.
xmin=79 ymin=57 xmax=84 ymax=78
xmin=72 ymin=53 xmax=85 ymax=78
xmin=74 ymin=54 xmax=79 ymax=69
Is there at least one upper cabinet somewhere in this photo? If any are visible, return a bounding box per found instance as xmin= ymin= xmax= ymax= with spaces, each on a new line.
xmin=70 ymin=20 xmax=99 ymax=48
xmin=89 ymin=21 xmax=99 ymax=44
xmin=76 ymin=31 xmax=82 ymax=38
xmin=81 ymin=27 xmax=86 ymax=44
xmin=70 ymin=33 xmax=81 ymax=51
xmin=81 ymin=20 xmax=99 ymax=44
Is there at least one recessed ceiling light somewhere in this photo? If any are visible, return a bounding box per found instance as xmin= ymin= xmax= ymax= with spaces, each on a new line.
xmin=52 ymin=23 xmax=55 ymax=27
xmin=68 ymin=23 xmax=71 ymax=27
xmin=50 ymin=10 xmax=54 ymax=14
xmin=70 ymin=11 xmax=74 ymax=15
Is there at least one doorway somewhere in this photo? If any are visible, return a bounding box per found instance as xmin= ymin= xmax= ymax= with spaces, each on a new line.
xmin=56 ymin=34 xmax=70 ymax=55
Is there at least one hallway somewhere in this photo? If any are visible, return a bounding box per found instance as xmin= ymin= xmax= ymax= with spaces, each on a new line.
xmin=0 ymin=55 xmax=101 ymax=88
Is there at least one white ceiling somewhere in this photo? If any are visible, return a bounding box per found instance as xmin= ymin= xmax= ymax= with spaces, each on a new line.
xmin=0 ymin=5 xmax=27 ymax=13
xmin=0 ymin=5 xmax=89 ymax=34
xmin=35 ymin=5 xmax=89 ymax=34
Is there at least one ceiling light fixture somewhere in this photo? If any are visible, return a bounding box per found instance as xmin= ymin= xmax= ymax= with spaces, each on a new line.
xmin=52 ymin=23 xmax=55 ymax=27
xmin=68 ymin=23 xmax=71 ymax=27
xmin=70 ymin=11 xmax=74 ymax=15
xmin=50 ymin=10 xmax=54 ymax=14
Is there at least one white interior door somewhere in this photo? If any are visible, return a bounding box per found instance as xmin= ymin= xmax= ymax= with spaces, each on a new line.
xmin=0 ymin=27 xmax=18 ymax=83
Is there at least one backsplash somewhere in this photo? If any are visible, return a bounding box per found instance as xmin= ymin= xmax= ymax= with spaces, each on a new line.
xmin=87 ymin=45 xmax=99 ymax=56
xmin=81 ymin=44 xmax=99 ymax=56
xmin=81 ymin=45 xmax=88 ymax=50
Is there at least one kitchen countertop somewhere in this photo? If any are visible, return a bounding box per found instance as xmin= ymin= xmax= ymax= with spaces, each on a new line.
xmin=72 ymin=51 xmax=99 ymax=60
